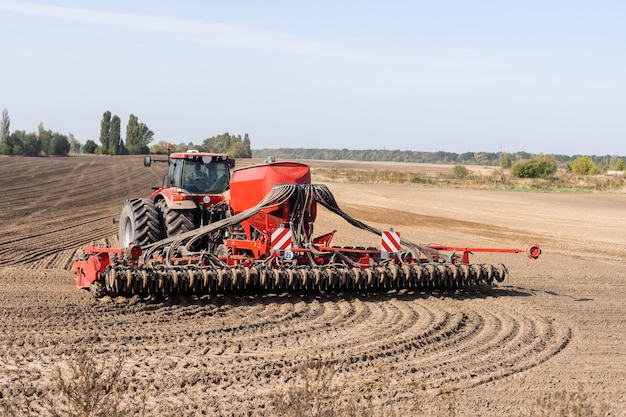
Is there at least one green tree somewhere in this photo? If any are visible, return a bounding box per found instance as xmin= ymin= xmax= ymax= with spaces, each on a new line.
xmin=125 ymin=114 xmax=154 ymax=154
xmin=3 ymin=125 xmax=69 ymax=156
xmin=610 ymin=157 xmax=624 ymax=171
xmin=38 ymin=123 xmax=51 ymax=155
xmin=473 ymin=153 xmax=486 ymax=164
xmin=49 ymin=132 xmax=70 ymax=156
xmin=242 ymin=133 xmax=252 ymax=157
xmin=34 ymin=124 xmax=68 ymax=156
xmin=229 ymin=141 xmax=248 ymax=158
xmin=200 ymin=132 xmax=252 ymax=157
xmin=0 ymin=108 xmax=9 ymax=154
xmin=23 ymin=132 xmax=42 ymax=156
xmin=150 ymin=141 xmax=171 ymax=154
xmin=459 ymin=152 xmax=474 ymax=163
xmin=99 ymin=111 xmax=111 ymax=155
xmin=125 ymin=114 xmax=140 ymax=154
xmin=68 ymin=133 xmax=80 ymax=154
xmin=201 ymin=132 xmax=232 ymax=153
xmin=7 ymin=130 xmax=25 ymax=155
xmin=110 ymin=115 xmax=122 ymax=155
xmin=500 ymin=152 xmax=512 ymax=169
xmin=567 ymin=156 xmax=601 ymax=175
xmin=83 ymin=139 xmax=99 ymax=154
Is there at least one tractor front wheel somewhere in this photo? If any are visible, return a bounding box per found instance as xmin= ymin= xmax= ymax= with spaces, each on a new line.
xmin=119 ymin=199 xmax=162 ymax=248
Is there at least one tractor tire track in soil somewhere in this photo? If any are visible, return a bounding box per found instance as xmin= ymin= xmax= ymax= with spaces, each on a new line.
xmin=0 ymin=281 xmax=570 ymax=415
xmin=0 ymin=155 xmax=624 ymax=416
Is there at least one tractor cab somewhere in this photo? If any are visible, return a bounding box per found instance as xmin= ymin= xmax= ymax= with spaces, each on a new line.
xmin=134 ymin=150 xmax=236 ymax=250
xmin=168 ymin=153 xmax=232 ymax=194
xmin=144 ymin=150 xmax=234 ymax=195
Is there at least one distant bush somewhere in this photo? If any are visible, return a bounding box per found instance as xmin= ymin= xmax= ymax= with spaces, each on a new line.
xmin=512 ymin=156 xmax=557 ymax=179
xmin=452 ymin=165 xmax=469 ymax=179
xmin=611 ymin=157 xmax=625 ymax=171
xmin=567 ymin=156 xmax=602 ymax=175
xmin=500 ymin=152 xmax=513 ymax=169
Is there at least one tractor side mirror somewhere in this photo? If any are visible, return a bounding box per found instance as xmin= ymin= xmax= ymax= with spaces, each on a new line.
xmin=144 ymin=156 xmax=152 ymax=167
xmin=228 ymin=159 xmax=235 ymax=169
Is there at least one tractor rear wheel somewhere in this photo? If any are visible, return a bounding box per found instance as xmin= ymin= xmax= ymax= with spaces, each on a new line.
xmin=157 ymin=200 xmax=196 ymax=238
xmin=119 ymin=199 xmax=162 ymax=248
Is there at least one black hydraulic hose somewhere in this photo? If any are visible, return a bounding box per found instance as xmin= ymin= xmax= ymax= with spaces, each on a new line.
xmin=141 ymin=183 xmax=441 ymax=265
xmin=311 ymin=184 xmax=438 ymax=262
xmin=141 ymin=184 xmax=298 ymax=265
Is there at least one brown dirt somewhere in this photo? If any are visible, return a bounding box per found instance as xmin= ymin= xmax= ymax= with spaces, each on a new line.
xmin=0 ymin=155 xmax=624 ymax=416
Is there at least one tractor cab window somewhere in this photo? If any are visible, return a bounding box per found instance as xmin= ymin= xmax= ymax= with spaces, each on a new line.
xmin=183 ymin=159 xmax=230 ymax=194
xmin=168 ymin=159 xmax=183 ymax=188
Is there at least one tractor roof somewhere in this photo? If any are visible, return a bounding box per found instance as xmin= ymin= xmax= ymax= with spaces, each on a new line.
xmin=170 ymin=151 xmax=230 ymax=159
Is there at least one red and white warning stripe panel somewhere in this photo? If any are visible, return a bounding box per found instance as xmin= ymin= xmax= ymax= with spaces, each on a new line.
xmin=271 ymin=226 xmax=292 ymax=253
xmin=381 ymin=229 xmax=400 ymax=257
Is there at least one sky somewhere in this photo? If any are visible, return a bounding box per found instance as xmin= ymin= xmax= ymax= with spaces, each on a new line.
xmin=0 ymin=1 xmax=625 ymax=156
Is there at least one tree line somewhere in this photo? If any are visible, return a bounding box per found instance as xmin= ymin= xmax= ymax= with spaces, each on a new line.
xmin=253 ymin=148 xmax=625 ymax=173
xmin=89 ymin=111 xmax=154 ymax=155
xmin=92 ymin=113 xmax=251 ymax=157
xmin=0 ymin=109 xmax=78 ymax=156
xmin=149 ymin=133 xmax=252 ymax=158
xmin=0 ymin=109 xmax=155 ymax=157
xmin=0 ymin=109 xmax=251 ymax=158
xmin=2 ymin=106 xmax=621 ymax=177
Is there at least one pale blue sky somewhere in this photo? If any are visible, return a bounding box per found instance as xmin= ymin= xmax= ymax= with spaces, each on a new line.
xmin=1 ymin=1 xmax=624 ymax=155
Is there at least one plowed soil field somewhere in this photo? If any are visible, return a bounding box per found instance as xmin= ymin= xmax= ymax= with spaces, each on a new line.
xmin=1 ymin=155 xmax=624 ymax=416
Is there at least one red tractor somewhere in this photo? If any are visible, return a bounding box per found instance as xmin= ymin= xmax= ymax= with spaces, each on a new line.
xmin=74 ymin=152 xmax=541 ymax=297
xmin=118 ymin=150 xmax=234 ymax=253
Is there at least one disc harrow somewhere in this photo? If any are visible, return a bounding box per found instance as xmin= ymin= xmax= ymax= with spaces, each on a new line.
xmin=97 ymin=260 xmax=508 ymax=297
